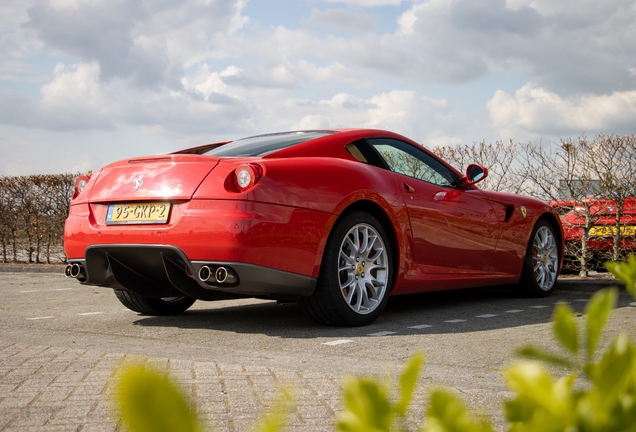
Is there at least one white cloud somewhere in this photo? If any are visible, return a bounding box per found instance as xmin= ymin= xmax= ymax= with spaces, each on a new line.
xmin=366 ymin=91 xmax=449 ymax=136
xmin=294 ymin=60 xmax=370 ymax=87
xmin=288 ymin=90 xmax=456 ymax=144
xmin=1 ymin=0 xmax=41 ymax=83
xmin=23 ymin=0 xmax=250 ymax=89
xmin=0 ymin=61 xmax=256 ymax=135
xmin=488 ymin=82 xmax=636 ymax=136
xmin=302 ymin=7 xmax=377 ymax=33
xmin=320 ymin=0 xmax=400 ymax=6
xmin=505 ymin=0 xmax=619 ymax=18
xmin=0 ymin=62 xmax=135 ymax=130
xmin=2 ymin=0 xmax=636 ymax=174
xmin=182 ymin=65 xmax=242 ymax=99
xmin=394 ymin=0 xmax=636 ymax=93
xmin=38 ymin=62 xmax=133 ymax=129
xmin=0 ymin=0 xmax=34 ymax=26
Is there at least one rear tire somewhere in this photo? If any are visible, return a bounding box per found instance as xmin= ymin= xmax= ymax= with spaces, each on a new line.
xmin=519 ymin=220 xmax=560 ymax=297
xmin=114 ymin=290 xmax=196 ymax=315
xmin=300 ymin=211 xmax=392 ymax=326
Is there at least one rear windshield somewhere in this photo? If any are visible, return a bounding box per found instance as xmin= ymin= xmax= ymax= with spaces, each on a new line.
xmin=205 ymin=130 xmax=336 ymax=157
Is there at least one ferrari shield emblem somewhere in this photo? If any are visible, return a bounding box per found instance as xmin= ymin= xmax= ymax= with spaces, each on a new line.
xmin=132 ymin=175 xmax=144 ymax=192
xmin=520 ymin=206 xmax=527 ymax=218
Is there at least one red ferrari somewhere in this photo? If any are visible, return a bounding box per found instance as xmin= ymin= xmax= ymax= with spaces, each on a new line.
xmin=552 ymin=198 xmax=636 ymax=264
xmin=64 ymin=129 xmax=563 ymax=326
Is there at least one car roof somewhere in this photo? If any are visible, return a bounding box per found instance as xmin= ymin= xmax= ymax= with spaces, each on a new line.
xmin=174 ymin=128 xmax=424 ymax=159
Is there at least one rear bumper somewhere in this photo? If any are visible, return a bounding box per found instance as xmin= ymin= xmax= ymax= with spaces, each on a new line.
xmin=64 ymin=199 xmax=335 ymax=278
xmin=68 ymin=244 xmax=316 ymax=300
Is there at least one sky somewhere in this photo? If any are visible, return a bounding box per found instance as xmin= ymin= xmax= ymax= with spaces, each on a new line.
xmin=1 ymin=0 xmax=635 ymax=175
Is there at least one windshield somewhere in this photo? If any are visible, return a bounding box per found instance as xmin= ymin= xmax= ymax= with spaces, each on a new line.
xmin=205 ymin=130 xmax=336 ymax=157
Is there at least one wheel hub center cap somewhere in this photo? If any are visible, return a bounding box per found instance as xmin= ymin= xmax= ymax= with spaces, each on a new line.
xmin=357 ymin=264 xmax=364 ymax=274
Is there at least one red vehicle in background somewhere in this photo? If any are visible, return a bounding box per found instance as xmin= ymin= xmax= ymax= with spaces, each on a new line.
xmin=551 ymin=198 xmax=636 ymax=266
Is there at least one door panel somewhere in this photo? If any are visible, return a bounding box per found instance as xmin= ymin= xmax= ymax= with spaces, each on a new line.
xmin=366 ymin=137 xmax=502 ymax=274
xmin=399 ymin=176 xmax=501 ymax=274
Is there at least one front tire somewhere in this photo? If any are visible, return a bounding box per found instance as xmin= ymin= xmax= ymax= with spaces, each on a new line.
xmin=519 ymin=220 xmax=560 ymax=297
xmin=300 ymin=211 xmax=393 ymax=326
xmin=114 ymin=290 xmax=196 ymax=315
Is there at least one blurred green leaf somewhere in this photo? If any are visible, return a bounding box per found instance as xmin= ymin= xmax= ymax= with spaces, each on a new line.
xmin=590 ymin=333 xmax=634 ymax=400
xmin=249 ymin=387 xmax=293 ymax=432
xmin=503 ymin=395 xmax=536 ymax=423
xmin=585 ymin=289 xmax=617 ymax=362
xmin=115 ymin=365 xmax=202 ymax=432
xmin=423 ymin=389 xmax=493 ymax=432
xmin=505 ymin=362 xmax=575 ymax=411
xmin=505 ymin=362 xmax=554 ymax=408
xmin=516 ymin=346 xmax=573 ymax=368
xmin=395 ymin=353 xmax=424 ymax=418
xmin=553 ymin=304 xmax=579 ymax=355
xmin=606 ymin=254 xmax=636 ymax=298
xmin=504 ymin=362 xmax=577 ymax=432
xmin=338 ymin=378 xmax=392 ymax=432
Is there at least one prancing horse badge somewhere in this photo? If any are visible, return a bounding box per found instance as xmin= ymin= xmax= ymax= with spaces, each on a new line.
xmin=520 ymin=206 xmax=527 ymax=218
xmin=133 ymin=175 xmax=144 ymax=192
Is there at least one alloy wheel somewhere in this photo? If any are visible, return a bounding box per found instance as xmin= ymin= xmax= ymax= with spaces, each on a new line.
xmin=337 ymin=223 xmax=389 ymax=314
xmin=532 ymin=226 xmax=559 ymax=291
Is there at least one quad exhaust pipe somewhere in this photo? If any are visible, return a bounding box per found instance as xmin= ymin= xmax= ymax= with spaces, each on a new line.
xmin=64 ymin=263 xmax=85 ymax=279
xmin=198 ymin=265 xmax=237 ymax=285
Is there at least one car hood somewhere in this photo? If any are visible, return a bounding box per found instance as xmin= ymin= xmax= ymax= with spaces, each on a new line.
xmin=88 ymin=155 xmax=220 ymax=202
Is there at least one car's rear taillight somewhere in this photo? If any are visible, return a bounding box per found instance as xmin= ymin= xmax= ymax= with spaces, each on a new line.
xmin=233 ymin=164 xmax=263 ymax=192
xmin=73 ymin=173 xmax=92 ymax=199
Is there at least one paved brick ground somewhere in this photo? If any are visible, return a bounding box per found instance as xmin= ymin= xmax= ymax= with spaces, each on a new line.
xmin=0 ymin=342 xmax=355 ymax=432
xmin=0 ymin=269 xmax=631 ymax=432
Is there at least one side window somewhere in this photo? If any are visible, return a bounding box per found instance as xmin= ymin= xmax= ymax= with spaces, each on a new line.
xmin=344 ymin=140 xmax=389 ymax=169
xmin=368 ymin=138 xmax=456 ymax=187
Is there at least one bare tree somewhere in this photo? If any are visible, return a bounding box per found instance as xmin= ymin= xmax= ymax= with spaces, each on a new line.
xmin=584 ymin=134 xmax=636 ymax=263
xmin=431 ymin=140 xmax=526 ymax=193
xmin=517 ymin=137 xmax=616 ymax=275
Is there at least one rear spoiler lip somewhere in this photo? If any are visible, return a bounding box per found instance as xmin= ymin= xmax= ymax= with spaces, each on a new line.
xmin=170 ymin=141 xmax=232 ymax=155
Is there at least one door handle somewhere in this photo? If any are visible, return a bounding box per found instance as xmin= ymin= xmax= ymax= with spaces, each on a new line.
xmin=403 ymin=183 xmax=415 ymax=193
xmin=433 ymin=190 xmax=461 ymax=201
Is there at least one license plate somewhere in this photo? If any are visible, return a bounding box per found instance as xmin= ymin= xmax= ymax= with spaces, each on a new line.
xmin=105 ymin=202 xmax=171 ymax=225
xmin=589 ymin=225 xmax=636 ymax=237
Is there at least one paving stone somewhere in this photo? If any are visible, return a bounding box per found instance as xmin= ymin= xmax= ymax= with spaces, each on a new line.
xmin=0 ymin=410 xmax=20 ymax=429
xmin=5 ymin=272 xmax=626 ymax=432
xmin=79 ymin=423 xmax=118 ymax=432
xmin=7 ymin=411 xmax=53 ymax=427
xmin=52 ymin=402 xmax=96 ymax=419
xmin=0 ymin=392 xmax=39 ymax=409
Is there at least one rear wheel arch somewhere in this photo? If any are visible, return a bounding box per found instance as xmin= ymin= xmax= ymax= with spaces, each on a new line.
xmin=535 ymin=212 xmax=564 ymax=272
xmin=518 ymin=212 xmax=563 ymax=273
xmin=300 ymin=209 xmax=394 ymax=326
xmin=538 ymin=213 xmax=563 ymax=249
xmin=334 ymin=201 xmax=400 ymax=287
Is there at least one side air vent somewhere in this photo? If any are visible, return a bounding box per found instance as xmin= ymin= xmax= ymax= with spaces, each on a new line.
xmin=504 ymin=205 xmax=515 ymax=222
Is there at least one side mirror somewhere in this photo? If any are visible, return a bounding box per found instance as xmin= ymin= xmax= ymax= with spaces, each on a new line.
xmin=460 ymin=164 xmax=488 ymax=187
